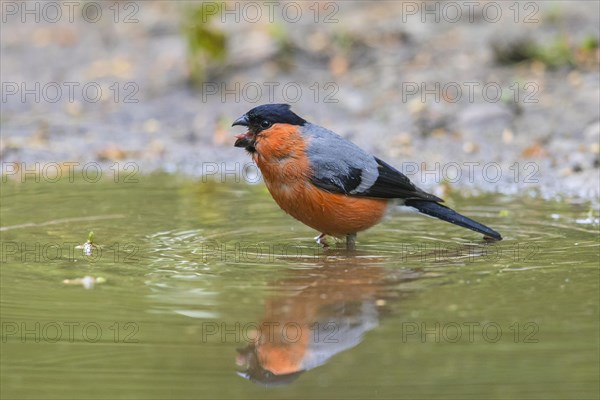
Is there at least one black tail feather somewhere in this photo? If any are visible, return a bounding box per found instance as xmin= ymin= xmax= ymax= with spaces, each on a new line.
xmin=405 ymin=200 xmax=502 ymax=241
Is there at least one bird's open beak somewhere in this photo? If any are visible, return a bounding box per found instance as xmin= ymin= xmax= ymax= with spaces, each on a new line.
xmin=234 ymin=133 xmax=254 ymax=148
xmin=232 ymin=114 xmax=254 ymax=149
xmin=232 ymin=114 xmax=249 ymax=127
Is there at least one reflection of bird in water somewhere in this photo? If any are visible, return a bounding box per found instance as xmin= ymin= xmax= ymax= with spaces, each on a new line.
xmin=236 ymin=254 xmax=423 ymax=386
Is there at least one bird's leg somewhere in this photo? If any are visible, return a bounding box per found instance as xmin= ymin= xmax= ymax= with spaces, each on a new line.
xmin=346 ymin=233 xmax=357 ymax=250
xmin=315 ymin=233 xmax=331 ymax=248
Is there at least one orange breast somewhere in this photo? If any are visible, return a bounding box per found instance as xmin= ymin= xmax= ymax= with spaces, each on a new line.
xmin=253 ymin=124 xmax=388 ymax=236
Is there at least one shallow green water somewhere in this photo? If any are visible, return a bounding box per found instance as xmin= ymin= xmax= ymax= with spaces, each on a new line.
xmin=1 ymin=175 xmax=598 ymax=399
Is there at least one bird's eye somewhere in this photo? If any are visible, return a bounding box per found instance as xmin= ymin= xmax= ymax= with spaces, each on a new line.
xmin=260 ymin=120 xmax=271 ymax=129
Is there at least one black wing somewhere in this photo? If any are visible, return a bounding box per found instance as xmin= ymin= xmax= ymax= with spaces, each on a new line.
xmin=303 ymin=123 xmax=441 ymax=202
xmin=352 ymin=157 xmax=442 ymax=202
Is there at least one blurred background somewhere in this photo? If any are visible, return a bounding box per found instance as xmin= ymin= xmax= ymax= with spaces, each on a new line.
xmin=1 ymin=0 xmax=599 ymax=199
xmin=2 ymin=2 xmax=599 ymax=399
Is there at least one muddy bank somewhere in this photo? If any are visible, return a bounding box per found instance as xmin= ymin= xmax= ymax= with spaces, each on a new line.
xmin=1 ymin=1 xmax=598 ymax=201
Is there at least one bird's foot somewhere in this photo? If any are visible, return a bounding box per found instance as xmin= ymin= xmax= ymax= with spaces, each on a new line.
xmin=314 ymin=233 xmax=332 ymax=248
xmin=345 ymin=233 xmax=357 ymax=251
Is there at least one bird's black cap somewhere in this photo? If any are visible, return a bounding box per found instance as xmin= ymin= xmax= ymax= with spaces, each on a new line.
xmin=232 ymin=104 xmax=306 ymax=130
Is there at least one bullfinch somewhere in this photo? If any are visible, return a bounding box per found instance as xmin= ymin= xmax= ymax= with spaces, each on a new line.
xmin=232 ymin=104 xmax=502 ymax=248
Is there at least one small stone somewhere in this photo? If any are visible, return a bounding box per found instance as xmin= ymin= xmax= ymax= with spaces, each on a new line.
xmin=463 ymin=141 xmax=479 ymax=154
xmin=329 ymin=55 xmax=349 ymax=77
xmin=307 ymin=31 xmax=328 ymax=52
xmin=97 ymin=145 xmax=127 ymax=161
xmin=567 ymin=70 xmax=583 ymax=87
xmin=408 ymin=98 xmax=425 ymax=114
xmin=65 ymin=102 xmax=82 ymax=116
xmin=143 ymin=119 xmax=161 ymax=134
xmin=522 ymin=143 xmax=547 ymax=158
xmin=502 ymin=128 xmax=514 ymax=144
xmin=395 ymin=132 xmax=412 ymax=146
xmin=432 ymin=128 xmax=446 ymax=138
xmin=530 ymin=60 xmax=546 ymax=75
xmin=559 ymin=167 xmax=573 ymax=177
xmin=147 ymin=140 xmax=166 ymax=157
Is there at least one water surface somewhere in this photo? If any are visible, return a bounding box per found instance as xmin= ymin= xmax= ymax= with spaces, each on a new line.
xmin=1 ymin=175 xmax=598 ymax=399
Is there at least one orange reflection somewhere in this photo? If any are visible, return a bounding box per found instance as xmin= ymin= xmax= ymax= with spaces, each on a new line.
xmin=236 ymin=253 xmax=422 ymax=386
